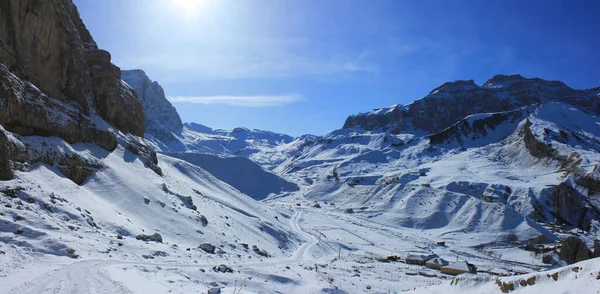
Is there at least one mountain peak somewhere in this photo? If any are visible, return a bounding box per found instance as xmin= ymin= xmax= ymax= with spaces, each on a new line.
xmin=482 ymin=74 xmax=569 ymax=90
xmin=429 ymin=79 xmax=478 ymax=95
xmin=122 ymin=69 xmax=183 ymax=142
xmin=344 ymin=74 xmax=600 ymax=134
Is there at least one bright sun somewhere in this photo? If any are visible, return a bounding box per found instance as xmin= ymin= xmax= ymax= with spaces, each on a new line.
xmin=171 ymin=0 xmax=206 ymax=17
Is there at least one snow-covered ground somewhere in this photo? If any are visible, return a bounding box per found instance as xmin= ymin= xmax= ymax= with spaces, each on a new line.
xmin=1 ymin=100 xmax=600 ymax=293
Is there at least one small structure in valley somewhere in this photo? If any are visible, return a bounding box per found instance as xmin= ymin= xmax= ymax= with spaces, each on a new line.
xmin=487 ymin=268 xmax=511 ymax=276
xmin=441 ymin=261 xmax=477 ymax=275
xmin=425 ymin=257 xmax=449 ymax=270
xmin=406 ymin=254 xmax=438 ymax=265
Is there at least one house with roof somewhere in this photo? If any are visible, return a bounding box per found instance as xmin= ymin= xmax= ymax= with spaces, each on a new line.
xmin=426 ymin=257 xmax=449 ymax=270
xmin=440 ymin=261 xmax=477 ymax=275
xmin=406 ymin=254 xmax=438 ymax=265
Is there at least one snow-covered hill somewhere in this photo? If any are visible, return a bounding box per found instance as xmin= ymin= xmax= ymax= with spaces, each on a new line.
xmin=0 ymin=132 xmax=297 ymax=258
xmin=280 ymin=101 xmax=600 ymax=233
xmin=2 ymin=3 xmax=600 ymax=290
xmin=165 ymin=152 xmax=299 ymax=200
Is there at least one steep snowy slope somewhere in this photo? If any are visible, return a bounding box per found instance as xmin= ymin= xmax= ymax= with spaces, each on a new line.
xmin=165 ymin=152 xmax=299 ymax=200
xmin=0 ymin=133 xmax=296 ymax=261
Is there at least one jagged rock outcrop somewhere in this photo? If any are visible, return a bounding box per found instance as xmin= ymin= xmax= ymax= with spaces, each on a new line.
xmin=0 ymin=0 xmax=144 ymax=144
xmin=559 ymin=236 xmax=591 ymax=264
xmin=344 ymin=74 xmax=600 ymax=134
xmin=429 ymin=106 xmax=534 ymax=146
xmin=125 ymin=136 xmax=163 ymax=176
xmin=550 ymin=183 xmax=599 ymax=230
xmin=576 ymin=165 xmax=600 ymax=195
xmin=0 ymin=0 xmax=95 ymax=108
xmin=86 ymin=50 xmax=144 ymax=136
xmin=55 ymin=154 xmax=103 ymax=185
xmin=593 ymin=240 xmax=600 ymax=258
xmin=521 ymin=117 xmax=584 ymax=174
xmin=0 ymin=129 xmax=13 ymax=180
xmin=121 ymin=70 xmax=182 ymax=142
xmin=0 ymin=64 xmax=118 ymax=150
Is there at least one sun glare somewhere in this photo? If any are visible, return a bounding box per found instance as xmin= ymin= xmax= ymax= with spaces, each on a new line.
xmin=171 ymin=0 xmax=206 ymax=17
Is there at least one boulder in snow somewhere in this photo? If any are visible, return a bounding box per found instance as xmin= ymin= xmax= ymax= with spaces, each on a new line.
xmin=199 ymin=243 xmax=216 ymax=253
xmin=136 ymin=233 xmax=163 ymax=243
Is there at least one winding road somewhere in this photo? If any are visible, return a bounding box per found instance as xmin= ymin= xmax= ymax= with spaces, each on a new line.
xmin=289 ymin=210 xmax=319 ymax=261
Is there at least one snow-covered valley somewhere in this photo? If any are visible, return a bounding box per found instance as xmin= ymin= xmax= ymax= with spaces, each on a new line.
xmin=2 ymin=80 xmax=600 ymax=293
xmin=1 ymin=1 xmax=600 ymax=293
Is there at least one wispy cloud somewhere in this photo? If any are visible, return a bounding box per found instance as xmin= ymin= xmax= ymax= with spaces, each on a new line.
xmin=117 ymin=52 xmax=379 ymax=81
xmin=167 ymin=94 xmax=304 ymax=107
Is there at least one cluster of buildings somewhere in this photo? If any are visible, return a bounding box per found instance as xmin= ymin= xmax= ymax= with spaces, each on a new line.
xmin=405 ymin=254 xmax=477 ymax=276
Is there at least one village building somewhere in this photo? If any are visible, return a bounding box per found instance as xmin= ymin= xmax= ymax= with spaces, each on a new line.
xmin=426 ymin=257 xmax=449 ymax=270
xmin=406 ymin=254 xmax=438 ymax=265
xmin=441 ymin=261 xmax=477 ymax=275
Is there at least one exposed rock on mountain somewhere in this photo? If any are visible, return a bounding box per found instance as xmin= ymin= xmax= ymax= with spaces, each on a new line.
xmin=86 ymin=50 xmax=144 ymax=136
xmin=122 ymin=70 xmax=183 ymax=142
xmin=0 ymin=0 xmax=95 ymax=108
xmin=0 ymin=0 xmax=144 ymax=145
xmin=559 ymin=236 xmax=591 ymax=264
xmin=0 ymin=128 xmax=13 ymax=180
xmin=344 ymin=75 xmax=600 ymax=134
xmin=0 ymin=64 xmax=117 ymax=150
xmin=576 ymin=165 xmax=600 ymax=195
xmin=550 ymin=183 xmax=599 ymax=230
xmin=429 ymin=105 xmax=535 ymax=146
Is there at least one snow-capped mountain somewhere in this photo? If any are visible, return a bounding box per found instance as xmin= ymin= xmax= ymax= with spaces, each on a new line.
xmin=279 ymin=101 xmax=600 ymax=231
xmin=121 ymin=70 xmax=183 ymax=143
xmin=119 ymin=71 xmax=300 ymax=199
xmin=178 ymin=123 xmax=295 ymax=169
xmin=2 ymin=0 xmax=600 ymax=293
xmin=343 ymin=74 xmax=600 ymax=135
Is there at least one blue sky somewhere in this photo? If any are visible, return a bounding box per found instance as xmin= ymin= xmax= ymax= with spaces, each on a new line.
xmin=74 ymin=0 xmax=600 ymax=136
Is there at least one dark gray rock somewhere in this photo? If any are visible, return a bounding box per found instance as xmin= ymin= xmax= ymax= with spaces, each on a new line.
xmin=0 ymin=130 xmax=13 ymax=180
xmin=199 ymin=243 xmax=216 ymax=253
xmin=0 ymin=0 xmax=144 ymax=145
xmin=593 ymin=239 xmax=600 ymax=258
xmin=559 ymin=236 xmax=591 ymax=264
xmin=550 ymin=183 xmax=598 ymax=230
xmin=213 ymin=264 xmax=233 ymax=273
xmin=136 ymin=233 xmax=162 ymax=243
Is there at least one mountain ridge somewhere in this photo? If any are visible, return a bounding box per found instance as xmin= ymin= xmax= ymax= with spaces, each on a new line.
xmin=343 ymin=74 xmax=600 ymax=135
xmin=122 ymin=69 xmax=183 ymax=143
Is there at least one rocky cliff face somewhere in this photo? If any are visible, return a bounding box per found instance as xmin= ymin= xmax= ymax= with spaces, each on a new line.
xmin=344 ymin=75 xmax=600 ymax=134
xmin=0 ymin=0 xmax=144 ymax=146
xmin=121 ymin=70 xmax=183 ymax=142
xmin=550 ymin=183 xmax=600 ymax=231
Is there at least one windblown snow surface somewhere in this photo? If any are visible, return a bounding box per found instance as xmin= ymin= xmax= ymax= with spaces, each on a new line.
xmin=1 ymin=101 xmax=600 ymax=293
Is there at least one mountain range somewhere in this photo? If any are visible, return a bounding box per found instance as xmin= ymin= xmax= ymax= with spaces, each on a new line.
xmin=0 ymin=1 xmax=599 ymax=293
